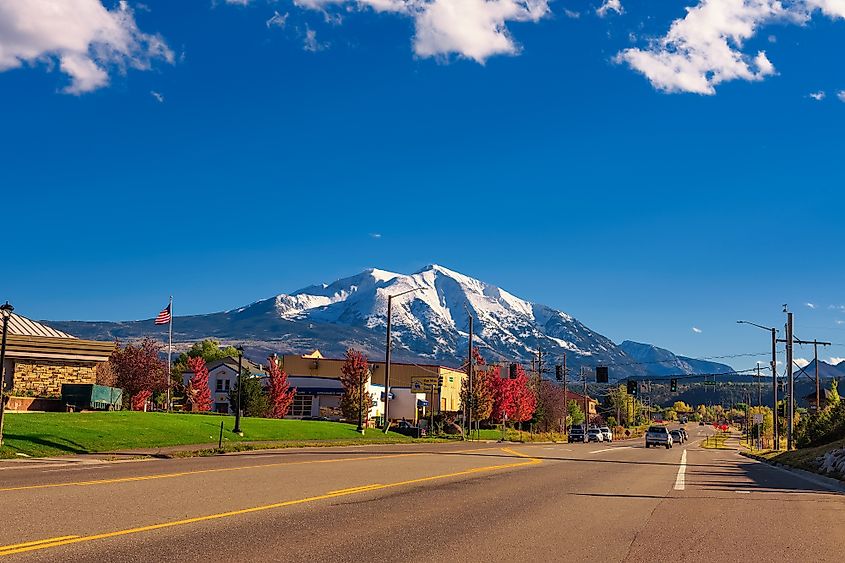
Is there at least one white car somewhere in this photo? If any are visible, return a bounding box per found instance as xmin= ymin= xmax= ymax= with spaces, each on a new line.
xmin=600 ymin=426 xmax=613 ymax=442
xmin=645 ymin=425 xmax=673 ymax=449
xmin=586 ymin=428 xmax=604 ymax=443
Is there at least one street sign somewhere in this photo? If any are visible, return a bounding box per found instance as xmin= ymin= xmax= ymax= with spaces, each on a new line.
xmin=753 ymin=414 xmax=764 ymax=424
xmin=380 ymin=392 xmax=395 ymax=401
xmin=411 ymin=376 xmax=439 ymax=392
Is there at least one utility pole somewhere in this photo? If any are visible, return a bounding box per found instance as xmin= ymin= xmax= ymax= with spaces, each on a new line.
xmin=581 ymin=366 xmax=589 ymax=428
xmin=562 ymin=352 xmax=568 ymax=431
xmin=785 ymin=310 xmax=794 ymax=450
xmin=383 ymin=296 xmax=393 ymax=432
xmin=793 ymin=337 xmax=831 ymax=411
xmin=466 ymin=313 xmax=473 ymax=439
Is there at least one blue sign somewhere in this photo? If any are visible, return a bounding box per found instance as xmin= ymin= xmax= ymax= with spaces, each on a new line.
xmin=380 ymin=392 xmax=395 ymax=401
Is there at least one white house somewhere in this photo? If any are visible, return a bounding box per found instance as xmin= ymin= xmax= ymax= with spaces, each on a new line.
xmin=182 ymin=357 xmax=267 ymax=414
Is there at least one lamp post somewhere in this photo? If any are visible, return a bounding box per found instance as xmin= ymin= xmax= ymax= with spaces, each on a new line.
xmin=383 ymin=287 xmax=425 ymax=433
xmin=233 ymin=345 xmax=244 ymax=436
xmin=0 ymin=302 xmax=14 ymax=448
xmin=737 ymin=320 xmax=779 ymax=450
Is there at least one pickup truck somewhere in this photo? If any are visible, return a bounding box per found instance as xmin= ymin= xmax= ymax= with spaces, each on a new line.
xmin=568 ymin=426 xmax=586 ymax=443
xmin=645 ymin=425 xmax=673 ymax=449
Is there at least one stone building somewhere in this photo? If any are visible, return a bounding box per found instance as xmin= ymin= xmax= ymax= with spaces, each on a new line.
xmin=2 ymin=313 xmax=114 ymax=397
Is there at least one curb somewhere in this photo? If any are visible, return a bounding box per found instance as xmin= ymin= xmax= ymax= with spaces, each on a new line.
xmin=739 ymin=451 xmax=845 ymax=493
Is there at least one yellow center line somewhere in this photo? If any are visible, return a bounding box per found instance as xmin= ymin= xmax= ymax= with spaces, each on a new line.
xmin=0 ymin=536 xmax=79 ymax=554
xmin=0 ymin=449 xmax=541 ymax=557
xmin=0 ymin=452 xmax=425 ymax=494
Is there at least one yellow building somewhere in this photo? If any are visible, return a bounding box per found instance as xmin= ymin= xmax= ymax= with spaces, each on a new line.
xmin=280 ymin=351 xmax=465 ymax=422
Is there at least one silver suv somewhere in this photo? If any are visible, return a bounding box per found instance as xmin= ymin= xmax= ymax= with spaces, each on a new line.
xmin=645 ymin=426 xmax=673 ymax=449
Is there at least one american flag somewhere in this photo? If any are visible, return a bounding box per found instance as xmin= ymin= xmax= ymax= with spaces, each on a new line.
xmin=154 ymin=304 xmax=171 ymax=325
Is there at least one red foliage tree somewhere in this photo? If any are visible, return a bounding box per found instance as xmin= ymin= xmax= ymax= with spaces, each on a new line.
xmin=130 ymin=389 xmax=152 ymax=411
xmin=340 ymin=348 xmax=373 ymax=422
xmin=185 ymin=356 xmax=213 ymax=412
xmin=266 ymin=355 xmax=296 ymax=418
xmin=110 ymin=338 xmax=167 ymax=409
xmin=491 ymin=364 xmax=537 ymax=423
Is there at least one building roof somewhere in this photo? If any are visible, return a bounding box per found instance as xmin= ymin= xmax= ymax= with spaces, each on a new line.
xmin=186 ymin=356 xmax=268 ymax=377
xmin=7 ymin=313 xmax=76 ymax=339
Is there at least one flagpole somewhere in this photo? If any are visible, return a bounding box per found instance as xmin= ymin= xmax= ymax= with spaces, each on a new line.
xmin=167 ymin=295 xmax=172 ymax=413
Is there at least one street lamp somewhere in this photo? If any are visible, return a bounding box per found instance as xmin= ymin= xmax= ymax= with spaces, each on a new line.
xmin=233 ymin=345 xmax=244 ymax=436
xmin=0 ymin=302 xmax=15 ymax=447
xmin=383 ymin=287 xmax=425 ymax=433
xmin=737 ymin=320 xmax=779 ymax=450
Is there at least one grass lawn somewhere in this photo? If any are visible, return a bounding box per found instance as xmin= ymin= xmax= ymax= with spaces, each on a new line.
xmin=701 ymin=433 xmax=730 ymax=449
xmin=0 ymin=412 xmax=418 ymax=459
xmin=755 ymin=436 xmax=845 ymax=473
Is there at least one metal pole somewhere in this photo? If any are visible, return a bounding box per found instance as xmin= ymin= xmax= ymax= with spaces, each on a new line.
xmin=562 ymin=353 xmax=568 ymax=431
xmin=166 ymin=295 xmax=172 ymax=412
xmin=0 ymin=304 xmax=12 ymax=448
xmin=771 ymin=328 xmax=779 ymax=451
xmin=467 ymin=314 xmax=473 ymax=439
xmin=582 ymin=367 xmax=588 ymax=428
xmin=814 ymin=341 xmax=820 ymax=411
xmin=357 ymin=368 xmax=365 ymax=434
xmin=383 ymin=296 xmax=392 ymax=433
xmin=786 ymin=311 xmax=794 ymax=450
xmin=233 ymin=348 xmax=243 ymax=435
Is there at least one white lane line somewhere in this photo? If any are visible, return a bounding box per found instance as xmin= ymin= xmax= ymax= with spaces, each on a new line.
xmin=674 ymin=449 xmax=687 ymax=490
xmin=589 ymin=446 xmax=632 ymax=454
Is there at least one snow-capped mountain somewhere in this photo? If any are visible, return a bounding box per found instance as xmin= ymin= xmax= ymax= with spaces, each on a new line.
xmin=618 ymin=341 xmax=734 ymax=377
xmin=46 ymin=264 xmax=649 ymax=377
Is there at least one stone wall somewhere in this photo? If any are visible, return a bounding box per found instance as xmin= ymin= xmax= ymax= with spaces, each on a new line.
xmin=12 ymin=360 xmax=97 ymax=397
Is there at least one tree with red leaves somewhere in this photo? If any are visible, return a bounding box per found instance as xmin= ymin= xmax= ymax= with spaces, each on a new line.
xmin=130 ymin=389 xmax=152 ymax=411
xmin=110 ymin=337 xmax=167 ymax=410
xmin=266 ymin=355 xmax=296 ymax=418
xmin=491 ymin=364 xmax=536 ymax=424
xmin=185 ymin=356 xmax=213 ymax=412
xmin=340 ymin=348 xmax=373 ymax=422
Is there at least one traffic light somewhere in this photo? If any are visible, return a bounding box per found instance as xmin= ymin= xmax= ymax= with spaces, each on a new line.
xmin=555 ymin=364 xmax=563 ymax=381
xmin=627 ymin=380 xmax=638 ymax=396
xmin=670 ymin=378 xmax=678 ymax=392
xmin=596 ymin=366 xmax=609 ymax=383
xmin=438 ymin=376 xmax=443 ymax=388
xmin=509 ymin=363 xmax=518 ymax=379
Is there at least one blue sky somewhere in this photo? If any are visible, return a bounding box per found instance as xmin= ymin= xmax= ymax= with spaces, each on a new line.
xmin=1 ymin=0 xmax=845 ymax=369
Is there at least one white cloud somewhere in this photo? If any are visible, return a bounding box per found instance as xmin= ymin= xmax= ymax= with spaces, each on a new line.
xmin=838 ymin=90 xmax=845 ymax=102
xmin=370 ymin=233 xmax=382 ymax=238
xmin=266 ymin=11 xmax=289 ymax=29
xmin=293 ymin=0 xmax=550 ymax=63
xmin=564 ymin=9 xmax=581 ymax=19
xmin=303 ymin=26 xmax=328 ymax=51
xmin=794 ymin=357 xmax=810 ymax=368
xmin=0 ymin=0 xmax=172 ymax=94
xmin=616 ymin=0 xmax=793 ymax=95
xmin=830 ymin=357 xmax=845 ymax=365
xmin=150 ymin=90 xmax=164 ymax=102
xmin=597 ymin=0 xmax=623 ymax=17
xmin=808 ymin=91 xmax=825 ymax=100
xmin=692 ymin=326 xmax=703 ymax=333
xmin=616 ymin=0 xmax=845 ymax=94
xmin=836 ymin=320 xmax=845 ymax=325
xmin=805 ymin=302 xmax=817 ymax=309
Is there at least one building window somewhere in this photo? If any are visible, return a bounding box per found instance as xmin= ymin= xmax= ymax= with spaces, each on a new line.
xmin=216 ymin=379 xmax=231 ymax=392
xmin=290 ymin=394 xmax=313 ymax=417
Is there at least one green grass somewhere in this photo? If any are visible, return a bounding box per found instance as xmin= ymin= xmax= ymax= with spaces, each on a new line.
xmin=0 ymin=412 xmax=419 ymax=459
xmin=701 ymin=433 xmax=730 ymax=449
xmin=754 ymin=436 xmax=845 ymax=473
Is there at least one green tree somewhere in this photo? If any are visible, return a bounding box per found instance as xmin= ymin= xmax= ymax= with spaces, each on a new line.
xmin=673 ymin=401 xmax=692 ymax=414
xmin=173 ymin=339 xmax=240 ymax=380
xmin=666 ymin=408 xmax=678 ymax=421
xmin=228 ymin=369 xmax=268 ymax=418
xmin=829 ymin=380 xmax=840 ymax=407
xmin=566 ymin=400 xmax=585 ymax=427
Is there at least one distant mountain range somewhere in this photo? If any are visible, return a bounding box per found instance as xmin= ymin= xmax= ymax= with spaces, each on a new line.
xmin=45 ymin=264 xmax=746 ymax=381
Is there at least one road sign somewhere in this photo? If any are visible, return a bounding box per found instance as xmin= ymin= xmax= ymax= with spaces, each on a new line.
xmin=380 ymin=392 xmax=395 ymax=401
xmin=410 ymin=377 xmax=439 ymax=392
xmin=753 ymin=414 xmax=764 ymax=424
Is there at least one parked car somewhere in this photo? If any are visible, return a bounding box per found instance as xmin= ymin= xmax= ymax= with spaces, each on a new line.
xmin=699 ymin=421 xmax=705 ymax=426
xmin=587 ymin=428 xmax=604 ymax=443
xmin=679 ymin=428 xmax=689 ymax=441
xmin=599 ymin=426 xmax=613 ymax=442
xmin=568 ymin=426 xmax=586 ymax=443
xmin=645 ymin=425 xmax=673 ymax=449
xmin=393 ymin=420 xmax=426 ymax=438
xmin=670 ymin=429 xmax=684 ymax=444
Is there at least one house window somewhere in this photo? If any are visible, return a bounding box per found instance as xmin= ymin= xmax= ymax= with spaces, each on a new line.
xmin=216 ymin=379 xmax=231 ymax=392
xmin=216 ymin=379 xmax=224 ymax=392
xmin=290 ymin=394 xmax=313 ymax=417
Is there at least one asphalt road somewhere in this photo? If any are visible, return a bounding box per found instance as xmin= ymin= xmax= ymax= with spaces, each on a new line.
xmin=1 ymin=425 xmax=843 ymax=562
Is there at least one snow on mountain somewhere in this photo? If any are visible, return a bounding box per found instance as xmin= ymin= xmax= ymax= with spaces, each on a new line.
xmin=46 ymin=264 xmax=650 ymax=377
xmin=618 ymin=341 xmax=733 ymax=377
